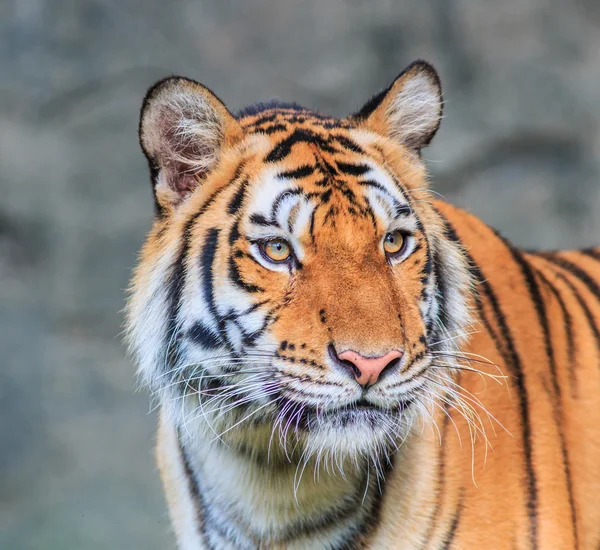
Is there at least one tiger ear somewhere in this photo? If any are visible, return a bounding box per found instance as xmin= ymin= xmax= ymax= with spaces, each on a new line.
xmin=139 ymin=77 xmax=243 ymax=214
xmin=352 ymin=60 xmax=443 ymax=152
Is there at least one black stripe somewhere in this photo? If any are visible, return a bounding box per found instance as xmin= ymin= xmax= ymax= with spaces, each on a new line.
xmin=308 ymin=209 xmax=316 ymax=243
xmin=221 ymin=299 xmax=268 ymax=322
xmin=164 ymin=232 xmax=190 ymax=371
xmin=437 ymin=212 xmax=538 ymax=549
xmin=270 ymin=188 xmax=304 ymax=219
xmin=249 ymin=213 xmax=280 ymax=228
xmin=435 ymin=211 xmax=507 ymax=361
xmin=200 ymin=228 xmax=220 ymax=315
xmin=422 ymin=239 xmax=435 ymax=334
xmin=541 ymin=253 xmax=600 ymax=305
xmin=179 ymin=437 xmax=202 ymax=505
xmin=227 ymin=179 xmax=247 ymax=215
xmin=362 ymin=196 xmax=378 ymax=232
xmin=321 ymin=120 xmax=346 ymax=130
xmin=313 ymin=176 xmax=330 ymax=188
xmin=341 ymin=187 xmax=358 ymax=205
xmin=229 ymin=207 xmax=267 ymax=290
xmin=439 ymin=491 xmax=464 ymax=550
xmin=510 ymin=248 xmax=577 ymax=549
xmin=358 ymin=179 xmax=397 ymax=200
xmin=316 ymin=156 xmax=339 ymax=177
xmin=247 ymin=113 xmax=277 ymax=126
xmin=242 ymin=316 xmax=273 ymax=346
xmin=265 ymin=129 xmax=337 ymax=163
xmin=419 ymin=406 xmax=451 ymax=548
xmin=228 ymin=218 xmax=241 ymax=247
xmin=320 ymin=188 xmax=332 ymax=203
xmin=262 ymin=123 xmax=288 ymax=135
xmin=277 ymin=164 xmax=315 ymax=180
xmin=394 ymin=203 xmax=411 ymax=217
xmin=336 ymin=162 xmax=370 ymax=176
xmin=186 ymin=321 xmax=222 ymax=349
xmin=334 ymin=454 xmax=395 ymax=550
xmin=331 ymin=135 xmax=366 ymax=155
xmin=359 ymin=179 xmax=413 ymax=224
xmin=540 ymin=259 xmax=600 ymax=370
xmin=533 ymin=266 xmax=577 ymax=397
xmin=581 ymin=248 xmax=600 ymax=263
xmin=228 ymin=255 xmax=264 ymax=293
xmin=200 ymin=228 xmax=230 ymax=347
xmin=177 ymin=434 xmax=210 ymax=547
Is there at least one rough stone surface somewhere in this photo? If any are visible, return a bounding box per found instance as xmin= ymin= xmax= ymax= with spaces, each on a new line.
xmin=1 ymin=1 xmax=599 ymax=548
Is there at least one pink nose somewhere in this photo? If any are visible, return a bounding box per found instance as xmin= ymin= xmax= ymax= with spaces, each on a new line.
xmin=337 ymin=349 xmax=403 ymax=387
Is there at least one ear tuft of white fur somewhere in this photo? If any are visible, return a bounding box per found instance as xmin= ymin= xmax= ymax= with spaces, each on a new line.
xmin=356 ymin=61 xmax=443 ymax=151
xmin=385 ymin=65 xmax=442 ymax=149
xmin=139 ymin=77 xmax=240 ymax=211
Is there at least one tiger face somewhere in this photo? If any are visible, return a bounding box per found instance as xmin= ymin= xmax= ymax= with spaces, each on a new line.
xmin=127 ymin=61 xmax=472 ymax=465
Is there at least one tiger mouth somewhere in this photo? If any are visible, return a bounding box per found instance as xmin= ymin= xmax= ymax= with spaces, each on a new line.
xmin=334 ymin=397 xmax=413 ymax=418
xmin=275 ymin=396 xmax=413 ymax=433
xmin=352 ymin=398 xmax=411 ymax=412
xmin=316 ymin=398 xmax=414 ymax=432
xmin=353 ymin=399 xmax=380 ymax=410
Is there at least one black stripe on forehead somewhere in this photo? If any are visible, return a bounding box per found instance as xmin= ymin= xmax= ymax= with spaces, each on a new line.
xmin=276 ymin=164 xmax=316 ymax=180
xmin=265 ymin=129 xmax=338 ymax=163
xmin=359 ymin=179 xmax=410 ymax=221
xmin=249 ymin=213 xmax=280 ymax=229
xmin=383 ymin=172 xmax=429 ymax=235
xmin=387 ymin=173 xmax=418 ymax=217
xmin=336 ymin=162 xmax=370 ymax=176
xmin=358 ymin=179 xmax=398 ymax=202
xmin=247 ymin=189 xmax=307 ymax=232
xmin=270 ymin=188 xmax=304 ymax=219
xmin=262 ymin=123 xmax=288 ymax=135
xmin=330 ymin=134 xmax=365 ymax=155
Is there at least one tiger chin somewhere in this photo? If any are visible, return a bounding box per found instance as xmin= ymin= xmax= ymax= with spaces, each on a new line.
xmin=126 ymin=60 xmax=600 ymax=549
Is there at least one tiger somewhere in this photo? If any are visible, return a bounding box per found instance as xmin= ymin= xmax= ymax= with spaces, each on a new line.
xmin=125 ymin=60 xmax=600 ymax=549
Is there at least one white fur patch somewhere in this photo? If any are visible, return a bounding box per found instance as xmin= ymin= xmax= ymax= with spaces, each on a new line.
xmin=386 ymin=73 xmax=442 ymax=148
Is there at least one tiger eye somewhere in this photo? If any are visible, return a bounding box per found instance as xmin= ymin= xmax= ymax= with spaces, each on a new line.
xmin=383 ymin=231 xmax=406 ymax=255
xmin=262 ymin=239 xmax=291 ymax=262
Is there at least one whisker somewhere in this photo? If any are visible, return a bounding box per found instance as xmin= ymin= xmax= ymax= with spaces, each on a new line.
xmin=428 ymin=363 xmax=507 ymax=383
xmin=428 ymin=329 xmax=481 ymax=347
xmin=211 ymin=399 xmax=281 ymax=444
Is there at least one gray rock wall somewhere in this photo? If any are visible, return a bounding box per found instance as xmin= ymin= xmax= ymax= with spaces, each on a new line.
xmin=1 ymin=1 xmax=598 ymax=548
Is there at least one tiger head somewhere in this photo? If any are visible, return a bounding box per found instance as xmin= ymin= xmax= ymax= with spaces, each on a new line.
xmin=127 ymin=61 xmax=472 ymax=465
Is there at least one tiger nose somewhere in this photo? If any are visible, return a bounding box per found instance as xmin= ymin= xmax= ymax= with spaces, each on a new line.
xmin=337 ymin=349 xmax=403 ymax=387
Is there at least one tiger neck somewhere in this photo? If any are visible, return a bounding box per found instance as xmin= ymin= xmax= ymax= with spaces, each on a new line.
xmin=177 ymin=427 xmax=393 ymax=549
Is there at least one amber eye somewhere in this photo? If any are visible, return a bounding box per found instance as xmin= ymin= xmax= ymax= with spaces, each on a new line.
xmin=383 ymin=230 xmax=406 ymax=256
xmin=260 ymin=239 xmax=292 ymax=263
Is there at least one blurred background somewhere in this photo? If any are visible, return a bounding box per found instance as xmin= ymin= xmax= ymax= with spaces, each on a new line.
xmin=1 ymin=1 xmax=599 ymax=548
